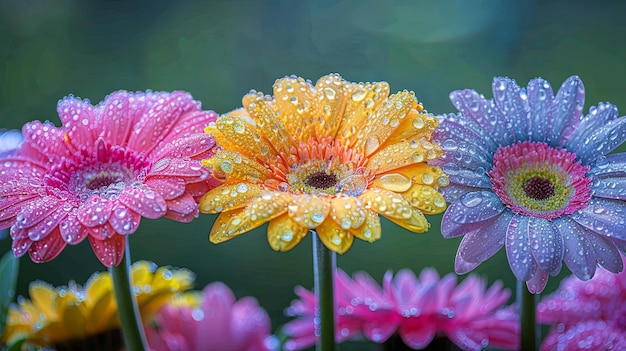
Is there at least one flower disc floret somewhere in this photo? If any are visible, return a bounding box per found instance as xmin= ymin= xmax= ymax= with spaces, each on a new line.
xmin=200 ymin=74 xmax=448 ymax=253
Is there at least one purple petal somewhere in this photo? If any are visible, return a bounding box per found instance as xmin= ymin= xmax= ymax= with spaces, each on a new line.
xmin=440 ymin=162 xmax=492 ymax=189
xmin=574 ymin=116 xmax=626 ymax=164
xmin=442 ymin=191 xmax=506 ymax=225
xmin=588 ymin=152 xmax=626 ymax=177
xmin=550 ymin=76 xmax=585 ymax=145
xmin=526 ymin=269 xmax=548 ymax=294
xmin=528 ymin=217 xmax=563 ymax=275
xmin=586 ymin=232 xmax=623 ymax=273
xmin=505 ymin=215 xmax=536 ymax=281
xmin=456 ymin=211 xmax=511 ymax=265
xmin=449 ymin=89 xmax=498 ymax=134
xmin=492 ymin=77 xmax=530 ymax=142
xmin=591 ymin=177 xmax=626 ymax=200
xmin=555 ymin=217 xmax=597 ymax=280
xmin=566 ymin=102 xmax=619 ymax=157
xmin=526 ymin=78 xmax=554 ymax=143
xmin=454 ymin=254 xmax=481 ymax=274
xmin=570 ymin=197 xmax=626 ymax=240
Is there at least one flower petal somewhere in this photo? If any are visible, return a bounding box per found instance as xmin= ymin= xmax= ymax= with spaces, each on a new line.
xmin=566 ymin=102 xmax=619 ymax=157
xmin=267 ymin=214 xmax=309 ymax=251
xmin=385 ymin=208 xmax=429 ymax=233
xmin=153 ymin=133 xmax=216 ymax=160
xmin=449 ymin=88 xmax=498 ymax=135
xmin=273 ymin=76 xmax=316 ymax=141
xmin=59 ymin=213 xmax=89 ymax=244
xmin=76 ymin=195 xmax=112 ymax=227
xmin=591 ymin=176 xmax=626 ymax=200
xmin=108 ymin=203 xmax=141 ymax=235
xmin=528 ymin=217 xmax=563 ymax=276
xmin=311 ymin=74 xmax=348 ymax=139
xmin=165 ymin=193 xmax=198 ymax=218
xmin=21 ymin=121 xmax=72 ymax=159
xmin=570 ymin=197 xmax=626 ymax=240
xmin=442 ymin=191 xmax=506 ymax=225
xmin=150 ymin=157 xmax=208 ymax=181
xmin=555 ymin=216 xmax=596 ymax=280
xmin=526 ymin=78 xmax=555 ymax=143
xmin=492 ymin=77 xmax=530 ymax=142
xmin=350 ymin=210 xmax=381 ymax=243
xmin=315 ymin=219 xmax=354 ymax=254
xmin=338 ymin=81 xmax=391 ymax=147
xmin=15 ymin=196 xmax=63 ymax=230
xmin=88 ymin=234 xmax=126 ymax=267
xmin=287 ymin=194 xmax=331 ymax=229
xmin=144 ymin=176 xmax=186 ymax=200
xmin=368 ymin=138 xmax=442 ymax=173
xmin=401 ymin=184 xmax=447 ymax=214
xmin=242 ymin=93 xmax=290 ymax=154
xmin=457 ymin=211 xmax=510 ymax=265
xmin=505 ymin=215 xmax=536 ymax=281
xmin=28 ymin=228 xmax=66 ymax=263
xmin=439 ymin=162 xmax=492 ymax=189
xmin=209 ymin=114 xmax=278 ymax=163
xmin=11 ymin=231 xmax=32 ymax=257
xmin=57 ymin=95 xmax=96 ymax=145
xmin=526 ymin=269 xmax=548 ymax=294
xmin=329 ymin=196 xmax=366 ymax=230
xmin=25 ymin=206 xmax=68 ymax=242
xmin=359 ymin=188 xmax=413 ymax=220
xmin=96 ymin=91 xmax=135 ymax=145
xmin=586 ymin=232 xmax=624 ymax=273
xmin=199 ymin=183 xmax=263 ymax=214
xmin=118 ymin=187 xmax=167 ymax=219
xmin=399 ymin=319 xmax=437 ymax=350
xmin=550 ymin=76 xmax=585 ymax=145
xmin=204 ymin=150 xmax=271 ymax=184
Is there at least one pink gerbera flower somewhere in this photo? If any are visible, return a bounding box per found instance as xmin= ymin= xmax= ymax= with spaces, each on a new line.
xmin=0 ymin=91 xmax=219 ymax=267
xmin=283 ymin=268 xmax=518 ymax=351
xmin=146 ymin=282 xmax=276 ymax=351
xmin=538 ymin=254 xmax=626 ymax=350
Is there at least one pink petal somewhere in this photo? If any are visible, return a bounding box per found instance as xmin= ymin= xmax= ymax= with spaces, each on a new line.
xmin=87 ymin=222 xmax=117 ymax=240
xmin=88 ymin=234 xmax=126 ymax=267
xmin=399 ymin=318 xmax=437 ymax=349
xmin=164 ymin=210 xmax=196 ymax=223
xmin=108 ymin=203 xmax=141 ymax=235
xmin=165 ymin=110 xmax=218 ymax=141
xmin=25 ymin=206 xmax=68 ymax=241
xmin=28 ymin=228 xmax=66 ymax=263
xmin=165 ymin=193 xmax=198 ymax=217
xmin=230 ymin=297 xmax=271 ymax=350
xmin=59 ymin=213 xmax=89 ymax=244
xmin=144 ymin=176 xmax=186 ymax=200
xmin=21 ymin=121 xmax=72 ymax=159
xmin=57 ymin=95 xmax=96 ymax=145
xmin=118 ymin=187 xmax=167 ymax=219
xmin=97 ymin=91 xmax=136 ymax=145
xmin=76 ymin=195 xmax=113 ymax=227
xmin=197 ymin=282 xmax=236 ymax=346
xmin=127 ymin=91 xmax=199 ymax=154
xmin=149 ymin=158 xmax=208 ymax=181
xmin=153 ymin=134 xmax=216 ymax=160
xmin=11 ymin=231 xmax=32 ymax=257
xmin=0 ymin=196 xmax=37 ymax=226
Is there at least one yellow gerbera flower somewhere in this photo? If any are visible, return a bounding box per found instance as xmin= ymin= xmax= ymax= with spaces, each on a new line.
xmin=200 ymin=74 xmax=448 ymax=253
xmin=1 ymin=261 xmax=193 ymax=349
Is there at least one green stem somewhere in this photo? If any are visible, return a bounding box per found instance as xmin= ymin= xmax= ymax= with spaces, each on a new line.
xmin=111 ymin=240 xmax=148 ymax=351
xmin=312 ymin=231 xmax=336 ymax=351
xmin=518 ymin=280 xmax=539 ymax=351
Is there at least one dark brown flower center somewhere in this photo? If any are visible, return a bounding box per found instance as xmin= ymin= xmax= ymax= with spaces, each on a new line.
xmin=522 ymin=176 xmax=555 ymax=200
xmin=305 ymin=171 xmax=338 ymax=190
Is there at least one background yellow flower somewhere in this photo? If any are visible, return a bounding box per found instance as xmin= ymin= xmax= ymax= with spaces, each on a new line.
xmin=201 ymin=74 xmax=448 ymax=253
xmin=1 ymin=261 xmax=193 ymax=349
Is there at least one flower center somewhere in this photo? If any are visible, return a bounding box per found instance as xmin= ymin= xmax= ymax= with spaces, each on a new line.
xmin=488 ymin=141 xmax=591 ymax=220
xmin=522 ymin=176 xmax=555 ymax=200
xmin=305 ymin=171 xmax=338 ymax=189
xmin=84 ymin=170 xmax=126 ymax=191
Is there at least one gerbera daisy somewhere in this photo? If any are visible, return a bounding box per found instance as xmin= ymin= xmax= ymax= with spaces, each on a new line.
xmin=431 ymin=76 xmax=626 ymax=293
xmin=146 ymin=282 xmax=276 ymax=351
xmin=200 ymin=74 xmax=447 ymax=253
xmin=0 ymin=91 xmax=219 ymax=267
xmin=1 ymin=261 xmax=194 ymax=350
xmin=537 ymin=254 xmax=626 ymax=350
xmin=283 ymin=268 xmax=518 ymax=351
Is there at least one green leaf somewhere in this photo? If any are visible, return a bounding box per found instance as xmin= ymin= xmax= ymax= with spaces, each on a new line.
xmin=3 ymin=337 xmax=26 ymax=351
xmin=0 ymin=251 xmax=19 ymax=338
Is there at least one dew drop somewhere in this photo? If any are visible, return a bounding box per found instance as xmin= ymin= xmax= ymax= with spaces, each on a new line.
xmin=412 ymin=117 xmax=425 ymax=129
xmin=323 ymin=87 xmax=336 ymax=100
xmin=331 ymin=235 xmax=342 ymax=246
xmin=364 ymin=136 xmax=380 ymax=155
xmin=280 ymin=232 xmax=293 ymax=242
xmin=351 ymin=88 xmax=367 ymax=102
xmin=377 ymin=173 xmax=412 ymax=192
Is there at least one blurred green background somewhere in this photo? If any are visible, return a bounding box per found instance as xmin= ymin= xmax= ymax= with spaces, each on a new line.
xmin=1 ymin=0 xmax=626 ymax=349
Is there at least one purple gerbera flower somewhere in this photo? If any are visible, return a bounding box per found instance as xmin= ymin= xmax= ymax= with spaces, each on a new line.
xmin=431 ymin=76 xmax=626 ymax=293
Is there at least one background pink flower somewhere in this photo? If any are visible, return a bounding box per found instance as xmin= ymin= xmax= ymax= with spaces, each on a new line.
xmin=538 ymin=254 xmax=626 ymax=350
xmin=283 ymin=268 xmax=519 ymax=351
xmin=146 ymin=282 xmax=275 ymax=351
xmin=0 ymin=91 xmax=219 ymax=267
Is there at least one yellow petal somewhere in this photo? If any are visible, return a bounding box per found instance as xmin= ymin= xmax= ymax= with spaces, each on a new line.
xmin=85 ymin=287 xmax=115 ymax=334
xmin=329 ymin=195 xmax=366 ymax=230
xmin=273 ymin=76 xmax=316 ymax=141
xmin=85 ymin=273 xmax=113 ymax=307
xmin=315 ymin=219 xmax=354 ymax=254
xmin=287 ymin=194 xmax=331 ymax=229
xmin=379 ymin=163 xmax=449 ymax=188
xmin=267 ymin=214 xmax=309 ymax=251
xmin=312 ymin=74 xmax=348 ymax=138
xmin=359 ymin=188 xmax=413 ymax=219
xmin=210 ymin=192 xmax=291 ymax=243
xmin=403 ymin=184 xmax=447 ymax=214
xmin=242 ymin=93 xmax=290 ymax=154
xmin=131 ymin=261 xmax=153 ymax=287
xmin=367 ymin=138 xmax=443 ymax=174
xmin=210 ymin=114 xmax=278 ymax=162
xmin=337 ymin=81 xmax=390 ymax=148
xmin=200 ymin=182 xmax=263 ymax=213
xmin=350 ymin=210 xmax=381 ymax=243
xmin=61 ymin=303 xmax=87 ymax=338
xmin=383 ymin=109 xmax=439 ymax=146
xmin=29 ymin=282 xmax=58 ymax=319
xmin=354 ymin=90 xmax=416 ymax=156
xmin=206 ymin=150 xmax=272 ymax=184
xmin=386 ymin=208 xmax=430 ymax=233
